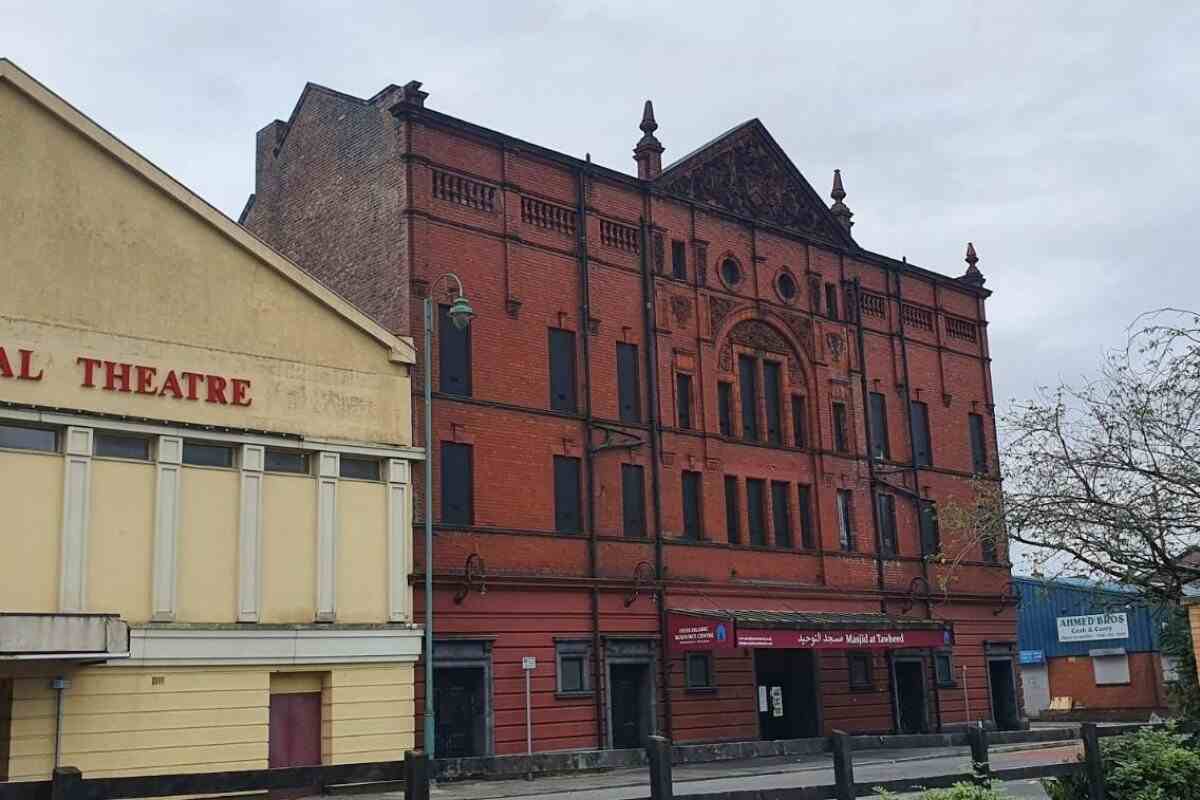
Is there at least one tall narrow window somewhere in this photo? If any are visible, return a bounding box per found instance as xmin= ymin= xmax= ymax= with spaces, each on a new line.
xmin=746 ymin=479 xmax=767 ymax=546
xmin=441 ymin=442 xmax=473 ymax=525
xmin=548 ymin=328 xmax=577 ymax=413
xmin=554 ymin=456 xmax=582 ymax=534
xmin=832 ymin=402 xmax=849 ymax=453
xmin=681 ymin=471 xmax=702 ymax=540
xmin=836 ymin=489 xmax=855 ymax=551
xmin=797 ymin=485 xmax=815 ymax=549
xmin=616 ymin=343 xmax=641 ymax=423
xmin=868 ymin=392 xmax=890 ymax=461
xmin=771 ymin=481 xmax=792 ymax=548
xmin=439 ymin=304 xmax=471 ymax=396
xmin=671 ymin=239 xmax=687 ymax=280
xmin=738 ymin=355 xmax=759 ymax=441
xmin=876 ymin=493 xmax=898 ymax=556
xmin=718 ymin=382 xmax=734 ymax=437
xmin=791 ymin=395 xmax=808 ymax=448
xmin=981 ymin=529 xmax=999 ymax=564
xmin=919 ymin=500 xmax=940 ymax=556
xmin=912 ymin=401 xmax=933 ymax=467
xmin=969 ymin=413 xmax=988 ymax=474
xmin=621 ymin=464 xmax=646 ymax=538
xmin=825 ymin=282 xmax=840 ymax=320
xmin=763 ymin=361 xmax=783 ymax=445
xmin=724 ymin=476 xmax=740 ymax=545
xmin=676 ymin=373 xmax=694 ymax=430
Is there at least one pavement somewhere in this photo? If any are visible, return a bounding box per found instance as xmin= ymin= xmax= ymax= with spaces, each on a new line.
xmin=360 ymin=740 xmax=1081 ymax=800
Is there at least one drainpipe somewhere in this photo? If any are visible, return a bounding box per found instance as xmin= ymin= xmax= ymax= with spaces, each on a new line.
xmin=50 ymin=676 xmax=69 ymax=769
xmin=850 ymin=276 xmax=887 ymax=612
xmin=575 ymin=162 xmax=605 ymax=748
xmin=639 ymin=197 xmax=672 ymax=739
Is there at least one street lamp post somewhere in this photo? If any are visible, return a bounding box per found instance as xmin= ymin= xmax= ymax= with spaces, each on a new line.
xmin=423 ymin=273 xmax=473 ymax=760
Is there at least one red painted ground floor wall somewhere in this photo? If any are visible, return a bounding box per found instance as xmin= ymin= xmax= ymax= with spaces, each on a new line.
xmin=413 ymin=584 xmax=1022 ymax=755
xmin=1044 ymin=652 xmax=1166 ymax=715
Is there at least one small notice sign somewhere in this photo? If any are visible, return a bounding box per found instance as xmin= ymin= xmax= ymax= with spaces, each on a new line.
xmin=758 ymin=685 xmax=768 ymax=712
xmin=770 ymin=686 xmax=784 ymax=718
xmin=521 ymin=656 xmax=537 ymax=671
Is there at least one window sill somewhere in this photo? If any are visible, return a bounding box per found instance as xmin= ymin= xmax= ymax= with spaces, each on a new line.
xmin=685 ymin=686 xmax=717 ymax=695
xmin=555 ymin=690 xmax=594 ymax=700
xmin=936 ymin=682 xmax=959 ymax=689
xmin=849 ymin=684 xmax=877 ymax=693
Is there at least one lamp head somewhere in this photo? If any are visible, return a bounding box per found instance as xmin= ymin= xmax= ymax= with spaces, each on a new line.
xmin=447 ymin=295 xmax=474 ymax=330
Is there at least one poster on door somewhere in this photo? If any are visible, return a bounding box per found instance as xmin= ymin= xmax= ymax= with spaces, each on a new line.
xmin=770 ymin=686 xmax=783 ymax=718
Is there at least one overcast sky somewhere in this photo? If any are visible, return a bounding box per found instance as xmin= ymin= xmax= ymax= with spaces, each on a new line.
xmin=6 ymin=0 xmax=1199 ymax=416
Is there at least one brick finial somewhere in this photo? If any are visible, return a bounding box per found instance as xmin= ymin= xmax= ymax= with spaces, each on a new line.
xmin=634 ymin=100 xmax=664 ymax=180
xmin=960 ymin=241 xmax=986 ymax=286
xmin=830 ymin=169 xmax=854 ymax=231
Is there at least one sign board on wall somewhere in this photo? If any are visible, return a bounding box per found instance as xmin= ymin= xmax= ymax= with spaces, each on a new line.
xmin=736 ymin=628 xmax=951 ymax=650
xmin=1056 ymin=613 xmax=1129 ymax=643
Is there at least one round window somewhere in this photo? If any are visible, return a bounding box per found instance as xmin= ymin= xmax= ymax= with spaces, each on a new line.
xmin=777 ymin=271 xmax=798 ymax=302
xmin=720 ymin=257 xmax=741 ymax=287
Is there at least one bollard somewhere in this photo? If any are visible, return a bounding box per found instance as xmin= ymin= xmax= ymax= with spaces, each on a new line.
xmin=831 ymin=732 xmax=855 ymax=800
xmin=404 ymin=749 xmax=430 ymax=800
xmin=647 ymin=735 xmax=673 ymax=800
xmin=1081 ymin=723 xmax=1106 ymax=800
xmin=966 ymin=722 xmax=991 ymax=786
xmin=50 ymin=767 xmax=82 ymax=800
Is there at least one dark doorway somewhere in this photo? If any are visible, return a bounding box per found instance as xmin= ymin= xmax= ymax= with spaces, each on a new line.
xmin=988 ymin=658 xmax=1021 ymax=730
xmin=435 ymin=667 xmax=488 ymax=758
xmin=754 ymin=649 xmax=820 ymax=740
xmin=268 ymin=691 xmax=321 ymax=799
xmin=610 ymin=663 xmax=653 ymax=749
xmin=893 ymin=659 xmax=929 ymax=734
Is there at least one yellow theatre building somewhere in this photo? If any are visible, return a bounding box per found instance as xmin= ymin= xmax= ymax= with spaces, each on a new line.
xmin=0 ymin=60 xmax=423 ymax=781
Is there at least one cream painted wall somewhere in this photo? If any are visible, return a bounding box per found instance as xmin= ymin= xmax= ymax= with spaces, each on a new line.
xmin=0 ymin=77 xmax=413 ymax=446
xmin=88 ymin=459 xmax=154 ymax=620
xmin=5 ymin=663 xmax=414 ymax=780
xmin=176 ymin=467 xmax=239 ymax=623
xmin=262 ymin=474 xmax=318 ymax=624
xmin=0 ymin=450 xmax=60 ymax=612
xmin=337 ymin=481 xmax=389 ymax=623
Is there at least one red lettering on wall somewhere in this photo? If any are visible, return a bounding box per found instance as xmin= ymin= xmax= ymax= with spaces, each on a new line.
xmin=104 ymin=361 xmax=132 ymax=392
xmin=77 ymin=357 xmax=101 ymax=387
xmin=135 ymin=365 xmax=157 ymax=395
xmin=0 ymin=348 xmax=13 ymax=379
xmin=206 ymin=375 xmax=228 ymax=404
xmin=17 ymin=350 xmax=43 ymax=381
xmin=159 ymin=370 xmax=183 ymax=399
xmin=230 ymin=378 xmax=252 ymax=407
xmin=181 ymin=371 xmax=202 ymax=401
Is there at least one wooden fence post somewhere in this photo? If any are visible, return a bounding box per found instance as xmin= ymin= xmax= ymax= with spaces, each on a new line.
xmin=50 ymin=767 xmax=82 ymax=800
xmin=832 ymin=732 xmax=855 ymax=800
xmin=647 ymin=735 xmax=673 ymax=800
xmin=967 ymin=722 xmax=991 ymax=786
xmin=1081 ymin=723 xmax=1106 ymax=800
xmin=404 ymin=750 xmax=430 ymax=800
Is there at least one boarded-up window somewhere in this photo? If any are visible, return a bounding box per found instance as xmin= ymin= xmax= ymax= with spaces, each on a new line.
xmin=763 ymin=361 xmax=783 ymax=445
xmin=621 ymin=464 xmax=646 ymax=538
xmin=825 ymin=282 xmax=840 ymax=320
xmin=724 ymin=476 xmax=740 ymax=545
xmin=439 ymin=304 xmax=471 ymax=396
xmin=833 ymin=402 xmax=849 ymax=453
xmin=554 ymin=456 xmax=582 ymax=534
xmin=617 ymin=343 xmax=641 ymax=423
xmin=919 ymin=500 xmax=940 ymax=556
xmin=837 ymin=489 xmax=855 ymax=551
xmin=771 ymin=480 xmax=792 ymax=548
xmin=969 ymin=413 xmax=988 ymax=474
xmin=548 ymin=328 xmax=577 ymax=412
xmin=682 ymin=471 xmax=702 ymax=540
xmin=912 ymin=401 xmax=933 ymax=467
xmin=738 ymin=355 xmax=759 ymax=441
xmin=792 ymin=395 xmax=808 ymax=448
xmin=797 ymin=485 xmax=815 ymax=549
xmin=876 ymin=493 xmax=897 ymax=556
xmin=718 ymin=382 xmax=734 ymax=436
xmin=671 ymin=240 xmax=687 ymax=280
xmin=1092 ymin=651 xmax=1131 ymax=685
xmin=747 ymin=479 xmax=767 ymax=546
xmin=676 ymin=373 xmax=694 ymax=429
xmin=869 ymin=392 xmax=890 ymax=461
xmin=441 ymin=442 xmax=473 ymax=525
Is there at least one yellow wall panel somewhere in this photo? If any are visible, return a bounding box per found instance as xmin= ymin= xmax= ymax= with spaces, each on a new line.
xmin=0 ymin=451 xmax=60 ymax=612
xmin=262 ymin=474 xmax=317 ymax=623
xmin=336 ymin=481 xmax=388 ymax=623
xmin=269 ymin=672 xmax=324 ymax=695
xmin=176 ymin=468 xmax=239 ymax=622
xmin=88 ymin=459 xmax=154 ymax=620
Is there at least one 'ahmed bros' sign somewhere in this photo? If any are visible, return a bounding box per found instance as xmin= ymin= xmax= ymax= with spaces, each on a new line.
xmin=1056 ymin=612 xmax=1129 ymax=643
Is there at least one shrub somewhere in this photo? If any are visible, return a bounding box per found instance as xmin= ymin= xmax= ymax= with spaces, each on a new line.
xmin=1043 ymin=726 xmax=1200 ymax=800
xmin=877 ymin=783 xmax=1011 ymax=799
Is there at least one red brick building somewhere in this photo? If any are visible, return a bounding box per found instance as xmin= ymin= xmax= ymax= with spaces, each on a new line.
xmin=241 ymin=80 xmax=1021 ymax=756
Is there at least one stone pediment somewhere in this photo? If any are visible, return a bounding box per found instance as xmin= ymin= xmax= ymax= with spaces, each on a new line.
xmin=657 ymin=120 xmax=853 ymax=246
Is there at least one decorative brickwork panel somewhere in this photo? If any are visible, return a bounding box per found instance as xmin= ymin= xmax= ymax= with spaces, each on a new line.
xmin=902 ymin=303 xmax=934 ymax=331
xmin=521 ymin=196 xmax=576 ymax=235
xmin=432 ymin=169 xmax=497 ymax=212
xmin=600 ymin=219 xmax=639 ymax=253
xmin=945 ymin=315 xmax=978 ymax=342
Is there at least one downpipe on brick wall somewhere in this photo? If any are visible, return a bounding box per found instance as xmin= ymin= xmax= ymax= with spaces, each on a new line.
xmin=850 ymin=276 xmax=888 ymax=614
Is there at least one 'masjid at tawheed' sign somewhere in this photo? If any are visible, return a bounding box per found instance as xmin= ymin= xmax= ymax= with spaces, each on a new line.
xmin=667 ymin=613 xmax=951 ymax=651
xmin=1056 ymin=613 xmax=1129 ymax=643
